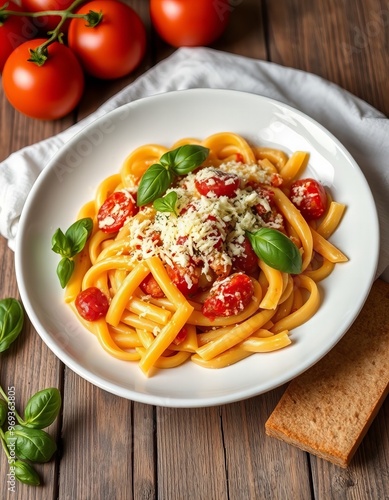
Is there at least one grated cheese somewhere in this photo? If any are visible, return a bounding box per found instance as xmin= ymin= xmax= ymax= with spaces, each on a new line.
xmin=125 ymin=162 xmax=282 ymax=279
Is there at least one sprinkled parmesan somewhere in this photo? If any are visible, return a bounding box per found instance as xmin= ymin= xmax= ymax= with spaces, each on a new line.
xmin=124 ymin=162 xmax=282 ymax=279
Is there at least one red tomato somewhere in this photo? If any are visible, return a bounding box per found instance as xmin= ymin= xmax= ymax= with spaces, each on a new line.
xmin=289 ymin=178 xmax=328 ymax=220
xmin=140 ymin=274 xmax=165 ymax=298
xmin=202 ymin=272 xmax=254 ymax=319
xmin=172 ymin=326 xmax=187 ymax=345
xmin=2 ymin=38 xmax=84 ymax=119
xmin=231 ymin=237 xmax=259 ymax=275
xmin=20 ymin=0 xmax=74 ymax=33
xmin=166 ymin=263 xmax=200 ymax=297
xmin=195 ymin=169 xmax=240 ymax=198
xmin=0 ymin=1 xmax=35 ymax=72
xmin=68 ymin=0 xmax=147 ymax=79
xmin=150 ymin=0 xmax=231 ymax=47
xmin=75 ymin=287 xmax=109 ymax=321
xmin=97 ymin=190 xmax=138 ymax=233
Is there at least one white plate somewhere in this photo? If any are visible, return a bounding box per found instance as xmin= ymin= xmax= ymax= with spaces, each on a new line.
xmin=15 ymin=89 xmax=379 ymax=408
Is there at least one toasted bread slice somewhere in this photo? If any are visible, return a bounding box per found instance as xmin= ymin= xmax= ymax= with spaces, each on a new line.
xmin=265 ymin=279 xmax=389 ymax=467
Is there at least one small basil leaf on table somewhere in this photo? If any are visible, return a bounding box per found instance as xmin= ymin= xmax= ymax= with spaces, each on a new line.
xmin=137 ymin=164 xmax=173 ymax=206
xmin=246 ymin=228 xmax=302 ymax=274
xmin=153 ymin=191 xmax=178 ymax=214
xmin=23 ymin=388 xmax=62 ymax=429
xmin=13 ymin=460 xmax=41 ymax=486
xmin=5 ymin=425 xmax=57 ymax=463
xmin=0 ymin=298 xmax=24 ymax=353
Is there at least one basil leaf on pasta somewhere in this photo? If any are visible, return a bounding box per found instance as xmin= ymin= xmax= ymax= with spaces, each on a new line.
xmin=137 ymin=164 xmax=173 ymax=206
xmin=160 ymin=145 xmax=209 ymax=175
xmin=246 ymin=228 xmax=302 ymax=274
xmin=153 ymin=191 xmax=178 ymax=215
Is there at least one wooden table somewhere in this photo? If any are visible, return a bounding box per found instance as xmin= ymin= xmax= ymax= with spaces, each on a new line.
xmin=1 ymin=1 xmax=388 ymax=498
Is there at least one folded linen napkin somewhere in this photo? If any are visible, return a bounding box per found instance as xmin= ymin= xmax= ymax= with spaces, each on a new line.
xmin=0 ymin=47 xmax=388 ymax=280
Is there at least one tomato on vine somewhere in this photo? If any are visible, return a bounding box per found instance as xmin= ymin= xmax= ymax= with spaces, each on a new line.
xmin=0 ymin=0 xmax=35 ymax=72
xmin=20 ymin=0 xmax=74 ymax=33
xmin=2 ymin=38 xmax=84 ymax=120
xmin=68 ymin=0 xmax=147 ymax=80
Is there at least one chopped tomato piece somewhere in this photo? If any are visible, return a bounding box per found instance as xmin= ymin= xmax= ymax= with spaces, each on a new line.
xmin=195 ymin=169 xmax=240 ymax=198
xmin=97 ymin=190 xmax=138 ymax=233
xmin=289 ymin=178 xmax=328 ymax=220
xmin=75 ymin=287 xmax=109 ymax=321
xmin=172 ymin=326 xmax=188 ymax=345
xmin=140 ymin=274 xmax=165 ymax=298
xmin=166 ymin=263 xmax=200 ymax=296
xmin=231 ymin=237 xmax=259 ymax=275
xmin=254 ymin=185 xmax=275 ymax=215
xmin=202 ymin=272 xmax=254 ymax=319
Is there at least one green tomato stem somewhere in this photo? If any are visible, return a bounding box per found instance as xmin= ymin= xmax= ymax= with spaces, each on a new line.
xmin=1 ymin=0 xmax=101 ymax=63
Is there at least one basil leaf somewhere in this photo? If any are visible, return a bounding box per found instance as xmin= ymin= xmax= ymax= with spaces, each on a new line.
xmin=5 ymin=425 xmax=57 ymax=463
xmin=0 ymin=398 xmax=8 ymax=427
xmin=13 ymin=460 xmax=41 ymax=486
xmin=0 ymin=298 xmax=24 ymax=353
xmin=153 ymin=191 xmax=178 ymax=215
xmin=246 ymin=228 xmax=302 ymax=274
xmin=51 ymin=228 xmax=72 ymax=258
xmin=57 ymin=257 xmax=74 ymax=289
xmin=137 ymin=164 xmax=173 ymax=206
xmin=160 ymin=145 xmax=209 ymax=175
xmin=65 ymin=218 xmax=93 ymax=256
xmin=23 ymin=388 xmax=62 ymax=429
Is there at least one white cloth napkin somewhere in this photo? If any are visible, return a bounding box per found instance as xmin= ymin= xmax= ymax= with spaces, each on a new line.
xmin=1 ymin=47 xmax=388 ymax=280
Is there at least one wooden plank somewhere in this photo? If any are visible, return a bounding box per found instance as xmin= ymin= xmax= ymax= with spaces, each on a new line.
xmin=266 ymin=0 xmax=389 ymax=114
xmin=222 ymin=390 xmax=312 ymax=499
xmin=156 ymin=406 xmax=228 ymax=499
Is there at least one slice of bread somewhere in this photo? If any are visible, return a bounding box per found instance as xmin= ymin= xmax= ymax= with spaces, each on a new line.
xmin=265 ymin=279 xmax=389 ymax=468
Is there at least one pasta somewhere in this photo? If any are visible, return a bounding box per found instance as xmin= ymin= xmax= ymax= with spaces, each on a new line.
xmin=65 ymin=132 xmax=348 ymax=376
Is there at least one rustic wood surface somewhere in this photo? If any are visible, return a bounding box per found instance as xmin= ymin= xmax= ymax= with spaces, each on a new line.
xmin=0 ymin=0 xmax=388 ymax=498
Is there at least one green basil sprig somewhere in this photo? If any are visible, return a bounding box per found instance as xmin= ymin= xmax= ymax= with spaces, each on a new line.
xmin=0 ymin=386 xmax=61 ymax=486
xmin=52 ymin=217 xmax=93 ymax=288
xmin=153 ymin=191 xmax=178 ymax=215
xmin=0 ymin=298 xmax=24 ymax=353
xmin=246 ymin=228 xmax=302 ymax=274
xmin=137 ymin=145 xmax=209 ymax=206
xmin=0 ymin=301 xmax=61 ymax=487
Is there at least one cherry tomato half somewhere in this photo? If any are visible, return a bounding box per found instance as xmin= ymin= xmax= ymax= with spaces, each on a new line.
xmin=202 ymin=273 xmax=254 ymax=319
xmin=150 ymin=0 xmax=231 ymax=47
xmin=195 ymin=169 xmax=240 ymax=198
xmin=2 ymin=38 xmax=84 ymax=119
xmin=20 ymin=0 xmax=74 ymax=33
xmin=0 ymin=1 xmax=35 ymax=72
xmin=97 ymin=190 xmax=138 ymax=233
xmin=75 ymin=287 xmax=109 ymax=321
xmin=68 ymin=0 xmax=147 ymax=80
xmin=289 ymin=178 xmax=328 ymax=220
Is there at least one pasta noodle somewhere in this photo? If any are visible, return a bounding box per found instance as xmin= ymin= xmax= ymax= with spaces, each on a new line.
xmin=65 ymin=132 xmax=348 ymax=376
